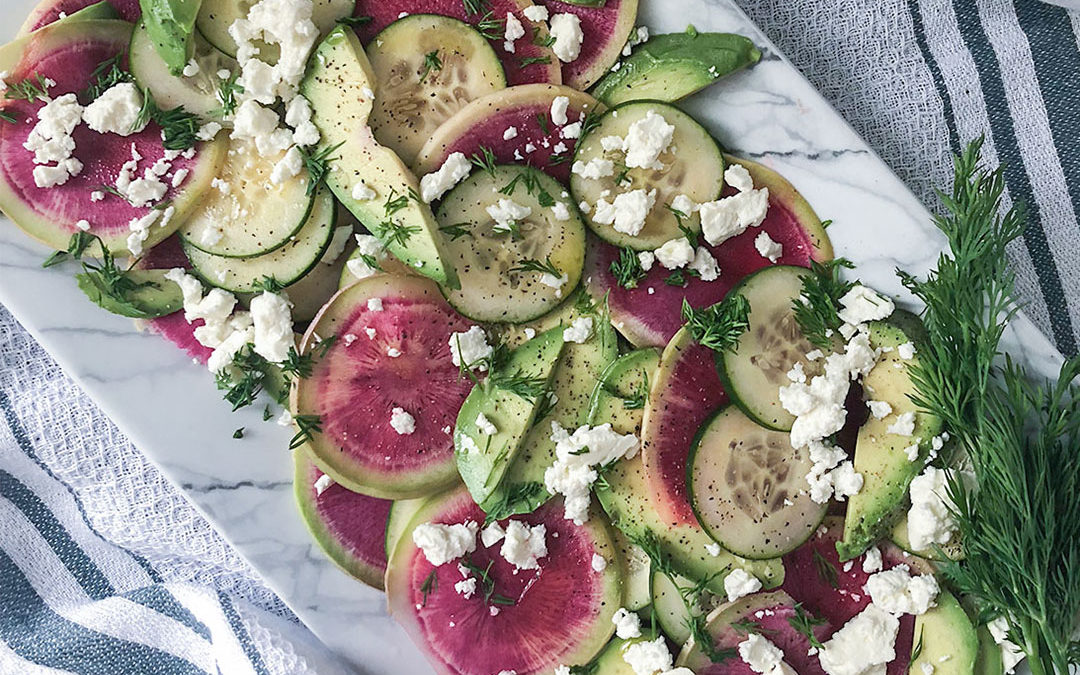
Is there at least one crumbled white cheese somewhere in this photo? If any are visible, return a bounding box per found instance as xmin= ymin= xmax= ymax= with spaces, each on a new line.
xmin=481 ymin=521 xmax=505 ymax=548
xmin=550 ymin=96 xmax=570 ymax=126
xmin=818 ymin=605 xmax=899 ymax=675
xmin=591 ymin=554 xmax=607 ymax=572
xmin=487 ymin=198 xmax=533 ymax=232
xmin=347 ymin=234 xmax=386 ymax=280
xmin=654 ymin=238 xmax=695 ymax=270
xmin=313 ymin=474 xmax=334 ymax=496
xmin=503 ymin=12 xmax=525 ymax=52
xmin=829 ymin=461 xmax=864 ymax=500
xmin=390 ymin=407 xmax=416 ymax=435
xmin=572 ymin=157 xmax=615 ymax=180
xmin=182 ymin=60 xmax=201 ymax=78
xmin=449 ymin=326 xmax=493 ymax=370
xmin=838 ymin=285 xmax=895 ymax=327
xmin=475 ymin=412 xmax=497 ymax=436
xmin=548 ymin=13 xmax=584 ymax=63
xmin=500 ymin=520 xmax=547 ymax=570
xmin=862 ymin=545 xmax=883 ymax=573
xmin=420 ymin=152 xmax=472 ymax=203
xmin=670 ymin=194 xmax=697 ymax=215
xmin=74 ymin=219 xmax=90 ymax=231
xmin=612 ymin=607 xmax=642 ymax=639
xmin=544 ymin=422 xmax=639 ymax=524
xmin=83 ymin=83 xmax=147 ymax=136
xmin=638 ymin=251 xmax=655 ymax=271
xmin=622 ymin=110 xmax=675 ymax=170
xmin=270 ymin=146 xmax=303 ymax=185
xmin=897 ymin=342 xmax=917 ymax=360
xmin=907 ymin=466 xmax=971 ymax=551
xmin=523 ymin=327 xmax=537 ymax=339
xmin=622 ymin=637 xmax=673 ymax=675
xmin=386 ymin=347 xmax=402 ymax=358
xmin=522 ymin=5 xmax=548 ymax=21
xmin=249 ymin=291 xmax=294 ymax=362
xmin=867 ymin=400 xmax=893 ymax=419
xmin=738 ymin=633 xmax=796 ymax=674
xmin=987 ymin=617 xmax=1026 ymax=674
xmin=722 ymin=568 xmax=762 ymax=602
xmin=563 ymin=316 xmax=594 ymax=344
xmin=698 ymin=189 xmax=770 ymax=246
xmin=230 ymin=100 xmax=292 ymax=156
xmin=351 ymin=181 xmax=376 ymax=201
xmin=229 ymin=0 xmax=319 ymax=104
xmin=725 ymin=163 xmax=754 ymax=192
xmin=754 ymin=231 xmax=784 ymax=263
xmin=689 ymin=247 xmax=720 ymax=281
xmin=864 ymin=564 xmax=939 ymax=616
xmin=705 ymin=542 xmax=723 ymax=557
xmin=561 ymin=122 xmax=582 ymax=139
xmin=622 ymin=26 xmax=650 ymax=56
xmin=503 ymin=126 xmax=519 ymax=141
xmin=24 ymin=93 xmax=84 ymax=188
xmin=552 ymin=202 xmax=571 ymax=221
xmin=886 ymin=411 xmax=916 ymax=437
xmin=592 ymin=189 xmax=657 ymax=236
xmin=367 ymin=297 xmax=384 ymax=312
xmin=411 ymin=521 xmax=478 ymax=566
xmin=454 ymin=577 xmax=477 ymax=599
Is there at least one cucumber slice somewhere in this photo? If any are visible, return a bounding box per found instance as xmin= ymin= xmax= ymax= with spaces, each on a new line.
xmin=613 ymin=527 xmax=651 ymax=611
xmin=688 ymin=406 xmax=827 ymax=559
xmin=367 ymin=14 xmax=507 ymax=166
xmin=592 ymin=32 xmax=761 ymax=106
xmin=178 ymin=142 xmax=316 ymax=258
xmin=587 ymin=348 xmax=661 ymax=437
xmin=183 ymin=184 xmax=336 ymax=292
xmin=78 ymin=268 xmax=184 ymax=319
xmin=196 ymin=0 xmax=354 ymax=58
xmin=650 ymin=567 xmax=717 ymax=644
xmin=570 ymin=101 xmax=725 ymax=250
xmin=716 ymin=265 xmax=825 ymax=432
xmin=436 ymin=165 xmax=587 ymax=323
xmin=130 ymin=20 xmax=238 ymax=119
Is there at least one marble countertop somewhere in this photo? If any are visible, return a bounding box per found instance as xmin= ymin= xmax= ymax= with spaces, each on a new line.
xmin=0 ymin=0 xmax=1064 ymax=673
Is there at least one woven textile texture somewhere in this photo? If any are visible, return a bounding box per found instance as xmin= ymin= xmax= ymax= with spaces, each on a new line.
xmin=0 ymin=0 xmax=1077 ymax=672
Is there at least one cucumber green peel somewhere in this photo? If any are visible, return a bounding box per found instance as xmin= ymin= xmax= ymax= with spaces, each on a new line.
xmin=591 ymin=28 xmax=761 ymax=106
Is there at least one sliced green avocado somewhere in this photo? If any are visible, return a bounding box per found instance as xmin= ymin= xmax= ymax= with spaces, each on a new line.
xmin=837 ymin=313 xmax=944 ymax=560
xmin=890 ymin=511 xmax=964 ymax=562
xmin=482 ymin=296 xmax=619 ymax=517
xmin=301 ymin=27 xmax=459 ymax=289
xmin=59 ymin=1 xmax=120 ymax=24
xmin=592 ymin=29 xmax=761 ymax=106
xmin=455 ymin=327 xmax=565 ymax=506
xmin=591 ymin=636 xmax=643 ymax=674
xmin=587 ymin=348 xmax=661 ymax=437
xmin=77 ymin=268 xmax=183 ymax=319
xmin=975 ymin=623 xmax=1006 ymax=675
xmin=910 ymin=591 xmax=979 ymax=674
xmin=139 ymin=0 xmax=202 ymax=75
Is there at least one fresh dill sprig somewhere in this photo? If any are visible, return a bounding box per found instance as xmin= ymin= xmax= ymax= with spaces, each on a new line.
xmin=419 ymin=570 xmax=438 ymax=606
xmin=299 ymin=142 xmax=344 ymax=195
xmin=787 ymin=603 xmax=826 ymax=649
xmin=383 ymin=188 xmax=410 ymax=216
xmin=580 ymin=110 xmax=604 ymax=138
xmin=499 ymin=170 xmax=542 ymax=197
xmin=469 ymin=145 xmax=498 ymax=178
xmin=155 ymin=105 xmax=202 ymax=150
xmin=536 ymin=112 xmax=550 ymax=135
xmin=792 ymin=258 xmax=856 ymax=348
xmin=336 ymin=14 xmax=373 ymax=27
xmin=42 ymin=231 xmax=97 ymax=268
xmin=548 ymin=152 xmax=570 ymax=166
xmin=462 ymin=0 xmax=489 ymax=14
xmin=439 ymin=222 xmax=472 ymax=241
xmin=811 ymin=549 xmax=839 ymax=589
xmin=621 ymin=375 xmax=649 ymax=411
xmin=6 ymin=74 xmax=52 ymax=102
xmin=664 ymin=270 xmax=688 ymax=287
xmin=533 ymin=389 xmax=558 ymax=421
xmin=681 ymin=295 xmax=751 ymax=354
xmin=568 ymin=662 xmax=598 ymax=675
xmin=459 ymin=558 xmax=515 ymax=606
xmin=520 ymin=55 xmax=552 ymax=67
xmin=216 ymin=346 xmax=269 ymax=411
xmin=233 ymin=428 xmax=245 ymax=439
xmin=83 ymin=55 xmax=132 ymax=100
xmin=730 ymin=618 xmax=764 ymax=635
xmin=489 ymin=370 xmax=548 ymax=403
xmin=377 ymin=219 xmax=421 ymax=247
xmin=0 ymin=109 xmax=16 ymax=124
xmin=214 ymin=70 xmax=244 ymax=117
xmin=253 ymin=276 xmax=286 ymax=293
xmin=609 ymin=247 xmax=647 ymax=289
xmin=510 ymin=256 xmax=562 ymax=279
xmin=418 ymin=50 xmax=443 ymax=84
xmin=263 ymin=406 xmax=274 ymax=421
xmin=289 ymin=414 xmax=323 ymax=450
xmin=475 ymin=11 xmax=504 ymax=41
xmin=483 ymin=482 xmax=546 ymax=524
xmin=910 ymin=628 xmax=925 ymax=667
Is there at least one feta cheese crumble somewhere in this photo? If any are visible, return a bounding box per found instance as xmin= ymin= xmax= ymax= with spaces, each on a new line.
xmin=487 ymin=198 xmax=533 ymax=232
xmin=544 ymin=422 xmax=639 ymax=524
xmin=907 ymin=466 xmax=971 ymax=551
xmin=347 ymin=234 xmax=386 ymax=280
xmin=689 ymin=247 xmax=720 ymax=281
xmin=654 ymin=238 xmax=695 ymax=270
xmin=724 ymin=163 xmax=754 ymax=192
xmin=592 ymin=189 xmax=657 ymax=236
xmin=411 ymin=521 xmax=479 ymax=566
xmin=500 ymin=520 xmax=547 ymax=570
xmin=481 ymin=522 xmax=505 ymax=548
xmin=724 ymin=568 xmax=763 ymax=602
xmin=591 ymin=554 xmax=607 ymax=572
xmin=550 ymin=96 xmax=570 ymax=126
xmin=454 ymin=577 xmax=477 ymax=599
xmin=475 ymin=412 xmax=498 ymax=436
xmin=698 ymin=189 xmax=770 ymax=246
xmin=548 ymin=13 xmax=584 ymax=63
xmin=24 ymin=93 xmax=84 ymax=188
xmin=612 ymin=607 xmax=642 ymax=639
xmin=83 ymin=83 xmax=147 ymax=136
xmin=390 ymin=407 xmax=416 ymax=435
xmin=249 ymin=291 xmax=294 ymax=362
xmin=572 ymin=157 xmax=615 ymax=180
xmin=987 ymin=617 xmax=1026 ymax=674
xmin=420 ymin=152 xmax=472 ymax=203
xmin=818 ymin=605 xmax=899 ymax=675
xmin=313 ymin=474 xmax=334 ymax=496
xmin=503 ymin=126 xmax=519 ymax=140
xmin=522 ymin=5 xmax=548 ymax=21
xmin=622 ymin=637 xmax=673 ymax=675
xmin=563 ymin=316 xmax=594 ymax=344
xmin=622 ymin=110 xmax=674 ymax=170
xmin=738 ymin=633 xmax=796 ymax=674
xmin=886 ymin=411 xmax=916 ymax=437
xmin=503 ymin=12 xmax=525 ymax=52
xmin=449 ymin=326 xmax=493 ymax=370
xmin=754 ymin=231 xmax=784 ymax=263
xmin=837 ymin=285 xmax=895 ymax=327
xmin=864 ymin=564 xmax=939 ymax=616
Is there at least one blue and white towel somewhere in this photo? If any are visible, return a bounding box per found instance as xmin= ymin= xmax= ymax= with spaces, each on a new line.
xmin=1 ymin=0 xmax=1078 ymax=673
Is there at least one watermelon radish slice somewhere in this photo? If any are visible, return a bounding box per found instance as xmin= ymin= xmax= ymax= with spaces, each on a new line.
xmin=0 ymin=20 xmax=226 ymax=255
xmin=294 ymin=447 xmax=392 ymax=590
xmin=543 ymin=0 xmax=638 ymax=89
xmin=586 ymin=155 xmax=833 ymax=347
xmin=640 ymin=326 xmax=727 ymax=528
xmin=292 ymin=275 xmax=477 ymax=500
xmin=18 ymin=0 xmax=140 ymax=35
xmin=350 ymin=0 xmax=561 ymax=86
xmin=386 ymin=487 xmax=621 ymax=675
xmin=413 ymin=84 xmax=602 ymax=183
xmin=676 ymin=591 xmax=832 ymax=674
xmin=781 ymin=517 xmax=921 ymax=674
xmin=132 ymin=235 xmax=215 ymax=363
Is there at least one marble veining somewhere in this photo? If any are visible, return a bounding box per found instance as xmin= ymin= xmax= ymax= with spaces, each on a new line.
xmin=0 ymin=0 xmax=1065 ymax=672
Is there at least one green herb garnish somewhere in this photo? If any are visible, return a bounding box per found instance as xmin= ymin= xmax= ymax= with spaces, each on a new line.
xmin=289 ymin=414 xmax=322 ymax=450
xmin=792 ymin=258 xmax=856 ymax=348
xmin=469 ymin=145 xmax=498 ymax=178
xmin=681 ymin=295 xmax=751 ymax=354
xmin=6 ymin=74 xmax=51 ymax=102
xmin=419 ymin=50 xmax=443 ymax=84
xmin=300 ymin=142 xmax=344 ymax=196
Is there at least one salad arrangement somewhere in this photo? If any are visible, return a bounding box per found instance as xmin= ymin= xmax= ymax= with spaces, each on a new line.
xmin=1 ymin=0 xmax=1077 ymax=673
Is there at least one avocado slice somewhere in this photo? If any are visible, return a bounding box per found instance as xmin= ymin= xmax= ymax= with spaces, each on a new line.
xmin=57 ymin=1 xmax=120 ymax=25
xmin=592 ymin=29 xmax=761 ymax=106
xmin=481 ymin=296 xmax=619 ymax=517
xmin=301 ymin=27 xmax=459 ymax=289
xmin=837 ymin=314 xmax=944 ymax=560
xmin=910 ymin=591 xmax=980 ymax=674
xmin=455 ymin=327 xmax=565 ymax=507
xmin=77 ymin=268 xmax=183 ymax=319
xmin=139 ymin=0 xmax=202 ymax=75
xmin=975 ymin=624 xmax=1006 ymax=675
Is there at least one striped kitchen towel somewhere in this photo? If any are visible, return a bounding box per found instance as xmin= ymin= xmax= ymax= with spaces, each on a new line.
xmin=740 ymin=0 xmax=1080 ymax=357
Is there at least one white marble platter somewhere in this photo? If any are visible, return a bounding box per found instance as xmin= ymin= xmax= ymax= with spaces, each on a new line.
xmin=0 ymin=0 xmax=1066 ymax=673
